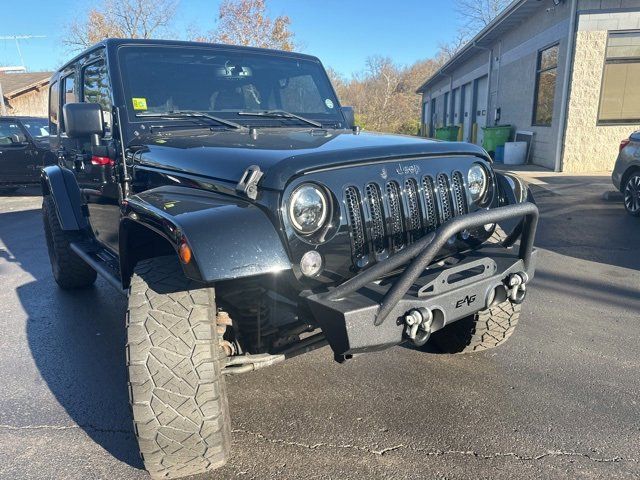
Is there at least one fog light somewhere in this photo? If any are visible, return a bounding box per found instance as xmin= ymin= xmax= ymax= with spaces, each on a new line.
xmin=460 ymin=229 xmax=470 ymax=240
xmin=300 ymin=250 xmax=323 ymax=277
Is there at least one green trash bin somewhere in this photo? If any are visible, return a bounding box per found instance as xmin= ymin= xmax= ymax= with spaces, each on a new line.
xmin=482 ymin=125 xmax=512 ymax=154
xmin=434 ymin=125 xmax=460 ymax=141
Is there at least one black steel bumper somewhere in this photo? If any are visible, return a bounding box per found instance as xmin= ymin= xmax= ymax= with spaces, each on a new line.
xmin=306 ymin=202 xmax=539 ymax=355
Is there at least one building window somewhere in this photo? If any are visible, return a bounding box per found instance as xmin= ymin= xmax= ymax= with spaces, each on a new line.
xmin=598 ymin=31 xmax=640 ymax=124
xmin=532 ymin=44 xmax=559 ymax=126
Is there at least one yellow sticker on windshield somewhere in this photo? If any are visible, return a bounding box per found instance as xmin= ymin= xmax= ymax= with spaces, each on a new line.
xmin=132 ymin=98 xmax=148 ymax=110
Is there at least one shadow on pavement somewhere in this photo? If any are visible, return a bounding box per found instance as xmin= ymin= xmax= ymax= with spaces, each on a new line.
xmin=0 ymin=207 xmax=143 ymax=470
xmin=527 ymin=176 xmax=640 ymax=271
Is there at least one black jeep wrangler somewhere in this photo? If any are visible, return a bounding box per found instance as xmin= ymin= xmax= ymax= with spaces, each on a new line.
xmin=42 ymin=39 xmax=538 ymax=479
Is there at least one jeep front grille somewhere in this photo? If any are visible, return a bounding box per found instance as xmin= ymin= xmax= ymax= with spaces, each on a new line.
xmin=344 ymin=171 xmax=468 ymax=266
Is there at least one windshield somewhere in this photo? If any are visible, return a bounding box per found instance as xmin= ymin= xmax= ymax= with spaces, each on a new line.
xmin=119 ymin=46 xmax=343 ymax=127
xmin=21 ymin=118 xmax=50 ymax=140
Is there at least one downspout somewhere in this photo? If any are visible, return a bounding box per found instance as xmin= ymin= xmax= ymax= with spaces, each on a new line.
xmin=554 ymin=0 xmax=578 ymax=172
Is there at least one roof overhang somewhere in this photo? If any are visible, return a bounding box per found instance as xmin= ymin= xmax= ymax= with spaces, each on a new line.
xmin=417 ymin=0 xmax=545 ymax=93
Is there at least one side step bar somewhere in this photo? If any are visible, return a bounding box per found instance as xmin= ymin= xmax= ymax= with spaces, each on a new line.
xmin=69 ymin=242 xmax=127 ymax=295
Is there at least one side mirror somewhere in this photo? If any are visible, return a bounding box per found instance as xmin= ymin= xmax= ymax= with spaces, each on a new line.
xmin=63 ymin=103 xmax=104 ymax=139
xmin=341 ymin=106 xmax=355 ymax=129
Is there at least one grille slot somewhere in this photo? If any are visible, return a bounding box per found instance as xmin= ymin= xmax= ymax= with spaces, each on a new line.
xmin=344 ymin=186 xmax=365 ymax=259
xmin=437 ymin=173 xmax=453 ymax=223
xmin=422 ymin=176 xmax=437 ymax=230
xmin=451 ymin=171 xmax=467 ymax=216
xmin=386 ymin=181 xmax=404 ymax=250
xmin=343 ymin=170 xmax=467 ymax=267
xmin=404 ymin=178 xmax=422 ymax=238
xmin=365 ymin=183 xmax=386 ymax=253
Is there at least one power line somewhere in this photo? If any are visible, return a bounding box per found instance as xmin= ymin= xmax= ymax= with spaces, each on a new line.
xmin=0 ymin=35 xmax=46 ymax=68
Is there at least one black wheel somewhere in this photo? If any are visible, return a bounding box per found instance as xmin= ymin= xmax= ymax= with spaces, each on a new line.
xmin=42 ymin=195 xmax=97 ymax=289
xmin=623 ymin=173 xmax=640 ymax=217
xmin=127 ymin=256 xmax=231 ymax=480
xmin=430 ymin=299 xmax=520 ymax=354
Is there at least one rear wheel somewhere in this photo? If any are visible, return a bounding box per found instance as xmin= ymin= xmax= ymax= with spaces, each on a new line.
xmin=430 ymin=299 xmax=520 ymax=354
xmin=623 ymin=173 xmax=640 ymax=217
xmin=127 ymin=255 xmax=231 ymax=480
xmin=42 ymin=195 xmax=97 ymax=289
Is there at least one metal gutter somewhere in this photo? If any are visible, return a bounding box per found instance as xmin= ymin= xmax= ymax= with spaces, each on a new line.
xmin=554 ymin=0 xmax=578 ymax=172
xmin=416 ymin=0 xmax=530 ymax=93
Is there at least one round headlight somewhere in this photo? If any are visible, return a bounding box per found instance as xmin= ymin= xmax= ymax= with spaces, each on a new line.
xmin=468 ymin=164 xmax=488 ymax=201
xmin=288 ymin=184 xmax=328 ymax=235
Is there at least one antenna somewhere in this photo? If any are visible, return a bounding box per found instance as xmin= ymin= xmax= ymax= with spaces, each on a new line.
xmin=0 ymin=34 xmax=46 ymax=68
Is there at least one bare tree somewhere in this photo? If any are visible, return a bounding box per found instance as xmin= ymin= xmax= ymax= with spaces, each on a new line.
xmin=436 ymin=29 xmax=470 ymax=63
xmin=331 ymin=57 xmax=441 ymax=135
xmin=456 ymin=0 xmax=511 ymax=32
xmin=64 ymin=0 xmax=178 ymax=51
xmin=196 ymin=0 xmax=296 ymax=51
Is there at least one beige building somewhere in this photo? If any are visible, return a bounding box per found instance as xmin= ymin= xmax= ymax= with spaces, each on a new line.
xmin=0 ymin=70 xmax=52 ymax=117
xmin=417 ymin=0 xmax=640 ymax=173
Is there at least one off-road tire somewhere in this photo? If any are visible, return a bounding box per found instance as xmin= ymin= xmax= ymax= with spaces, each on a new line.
xmin=127 ymin=256 xmax=231 ymax=480
xmin=430 ymin=299 xmax=521 ymax=354
xmin=42 ymin=195 xmax=97 ymax=289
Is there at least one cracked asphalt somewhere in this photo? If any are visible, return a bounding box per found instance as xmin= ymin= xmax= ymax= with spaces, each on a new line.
xmin=1 ymin=174 xmax=639 ymax=480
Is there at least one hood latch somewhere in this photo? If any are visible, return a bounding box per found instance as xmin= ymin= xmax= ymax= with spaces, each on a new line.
xmin=236 ymin=165 xmax=264 ymax=200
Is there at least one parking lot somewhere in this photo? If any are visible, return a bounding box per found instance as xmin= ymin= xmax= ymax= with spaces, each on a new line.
xmin=0 ymin=174 xmax=639 ymax=480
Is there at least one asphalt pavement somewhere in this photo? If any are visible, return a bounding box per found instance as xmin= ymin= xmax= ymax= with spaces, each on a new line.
xmin=0 ymin=175 xmax=639 ymax=480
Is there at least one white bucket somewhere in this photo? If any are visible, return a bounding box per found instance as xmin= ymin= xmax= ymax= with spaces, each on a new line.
xmin=504 ymin=141 xmax=528 ymax=165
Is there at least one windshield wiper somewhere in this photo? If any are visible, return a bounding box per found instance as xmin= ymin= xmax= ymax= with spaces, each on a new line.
xmin=136 ymin=110 xmax=245 ymax=130
xmin=237 ymin=110 xmax=323 ymax=128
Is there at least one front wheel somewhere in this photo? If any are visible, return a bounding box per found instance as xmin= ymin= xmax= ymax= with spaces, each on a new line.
xmin=429 ymin=299 xmax=521 ymax=354
xmin=127 ymin=255 xmax=231 ymax=480
xmin=623 ymin=173 xmax=640 ymax=217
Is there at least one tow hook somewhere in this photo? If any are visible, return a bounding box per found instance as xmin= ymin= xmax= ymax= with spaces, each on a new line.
xmin=404 ymin=307 xmax=433 ymax=347
xmin=506 ymin=272 xmax=528 ymax=304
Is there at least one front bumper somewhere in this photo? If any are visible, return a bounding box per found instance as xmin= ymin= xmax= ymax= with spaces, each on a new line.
xmin=306 ymin=202 xmax=539 ymax=355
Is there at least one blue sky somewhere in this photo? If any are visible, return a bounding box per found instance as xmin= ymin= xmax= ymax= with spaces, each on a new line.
xmin=0 ymin=0 xmax=459 ymax=76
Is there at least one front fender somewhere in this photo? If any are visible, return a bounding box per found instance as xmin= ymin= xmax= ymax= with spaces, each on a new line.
xmin=40 ymin=166 xmax=87 ymax=231
xmin=495 ymin=171 xmax=535 ymax=206
xmin=121 ymin=186 xmax=291 ymax=284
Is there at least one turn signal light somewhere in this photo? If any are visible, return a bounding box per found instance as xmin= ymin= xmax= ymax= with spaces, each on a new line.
xmin=178 ymin=240 xmax=192 ymax=264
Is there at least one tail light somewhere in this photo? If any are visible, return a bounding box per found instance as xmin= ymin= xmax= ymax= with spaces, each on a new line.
xmin=91 ymin=155 xmax=114 ymax=166
xmin=620 ymin=138 xmax=631 ymax=152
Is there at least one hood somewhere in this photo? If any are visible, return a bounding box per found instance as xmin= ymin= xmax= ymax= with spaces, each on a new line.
xmin=133 ymin=128 xmax=489 ymax=190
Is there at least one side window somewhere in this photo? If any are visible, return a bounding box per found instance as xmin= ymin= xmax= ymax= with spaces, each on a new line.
xmin=82 ymin=60 xmax=113 ymax=135
xmin=49 ymin=80 xmax=59 ymax=136
xmin=61 ymin=73 xmax=76 ymax=132
xmin=0 ymin=121 xmax=25 ymax=146
xmin=63 ymin=75 xmax=76 ymax=105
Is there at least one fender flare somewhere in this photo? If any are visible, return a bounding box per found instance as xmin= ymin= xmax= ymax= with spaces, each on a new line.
xmin=40 ymin=166 xmax=87 ymax=231
xmin=495 ymin=171 xmax=535 ymax=206
xmin=120 ymin=186 xmax=291 ymax=285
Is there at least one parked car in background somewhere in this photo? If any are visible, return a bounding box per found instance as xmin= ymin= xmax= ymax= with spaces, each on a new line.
xmin=612 ymin=131 xmax=640 ymax=217
xmin=0 ymin=116 xmax=53 ymax=193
